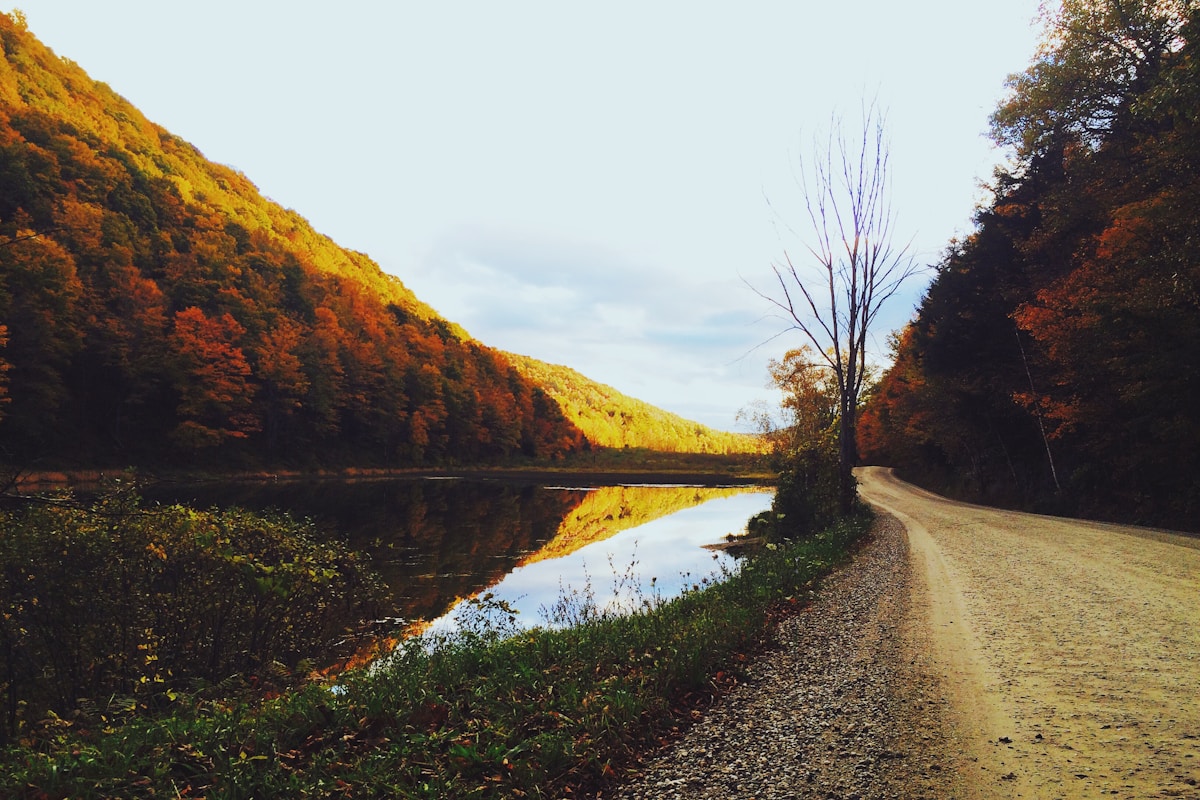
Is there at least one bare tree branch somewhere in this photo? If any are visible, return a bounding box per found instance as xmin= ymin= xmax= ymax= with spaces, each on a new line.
xmin=749 ymin=100 xmax=919 ymax=513
xmin=0 ymin=228 xmax=60 ymax=248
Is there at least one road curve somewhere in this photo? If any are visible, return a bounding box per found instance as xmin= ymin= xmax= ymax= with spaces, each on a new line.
xmin=857 ymin=466 xmax=1200 ymax=799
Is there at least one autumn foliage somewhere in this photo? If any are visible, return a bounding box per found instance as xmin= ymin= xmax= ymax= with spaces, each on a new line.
xmin=0 ymin=13 xmax=586 ymax=469
xmin=861 ymin=1 xmax=1200 ymax=529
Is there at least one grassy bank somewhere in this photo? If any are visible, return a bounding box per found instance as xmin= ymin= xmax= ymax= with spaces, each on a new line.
xmin=1 ymin=512 xmax=871 ymax=799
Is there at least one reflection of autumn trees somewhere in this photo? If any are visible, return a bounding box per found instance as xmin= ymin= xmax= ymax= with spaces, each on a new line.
xmin=0 ymin=14 xmax=586 ymax=468
xmin=860 ymin=1 xmax=1200 ymax=530
xmin=519 ymin=485 xmax=758 ymax=566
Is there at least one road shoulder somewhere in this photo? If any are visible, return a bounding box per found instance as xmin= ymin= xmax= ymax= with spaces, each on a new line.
xmin=605 ymin=513 xmax=964 ymax=799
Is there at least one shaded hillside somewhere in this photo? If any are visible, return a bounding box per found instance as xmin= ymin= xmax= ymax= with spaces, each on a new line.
xmin=504 ymin=352 xmax=761 ymax=454
xmin=860 ymin=2 xmax=1200 ymax=530
xmin=0 ymin=12 xmax=589 ymax=468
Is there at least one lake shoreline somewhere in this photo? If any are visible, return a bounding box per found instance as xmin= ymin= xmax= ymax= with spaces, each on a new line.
xmin=10 ymin=462 xmax=777 ymax=492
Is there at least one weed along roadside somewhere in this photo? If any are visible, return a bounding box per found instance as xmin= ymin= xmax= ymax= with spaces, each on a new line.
xmin=1 ymin=512 xmax=872 ymax=799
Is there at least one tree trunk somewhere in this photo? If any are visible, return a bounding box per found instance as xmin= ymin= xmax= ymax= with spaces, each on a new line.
xmin=838 ymin=403 xmax=858 ymax=514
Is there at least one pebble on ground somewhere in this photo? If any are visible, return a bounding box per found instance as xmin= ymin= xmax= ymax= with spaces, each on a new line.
xmin=600 ymin=514 xmax=967 ymax=800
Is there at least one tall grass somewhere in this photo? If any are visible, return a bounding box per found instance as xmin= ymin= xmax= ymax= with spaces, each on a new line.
xmin=1 ymin=511 xmax=871 ymax=799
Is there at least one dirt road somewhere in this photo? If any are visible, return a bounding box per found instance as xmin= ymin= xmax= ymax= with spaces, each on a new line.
xmin=858 ymin=466 xmax=1200 ymax=799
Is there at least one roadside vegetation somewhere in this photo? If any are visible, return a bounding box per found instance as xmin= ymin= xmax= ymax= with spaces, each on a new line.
xmin=0 ymin=483 xmax=869 ymax=798
xmin=0 ymin=488 xmax=387 ymax=746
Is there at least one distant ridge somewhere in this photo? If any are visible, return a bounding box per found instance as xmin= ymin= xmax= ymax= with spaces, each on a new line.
xmin=504 ymin=352 xmax=760 ymax=454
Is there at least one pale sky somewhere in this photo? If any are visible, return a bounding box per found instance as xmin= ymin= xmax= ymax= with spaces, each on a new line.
xmin=12 ymin=1 xmax=1044 ymax=431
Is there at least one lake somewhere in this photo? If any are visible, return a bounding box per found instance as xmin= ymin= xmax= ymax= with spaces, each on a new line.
xmin=144 ymin=476 xmax=773 ymax=635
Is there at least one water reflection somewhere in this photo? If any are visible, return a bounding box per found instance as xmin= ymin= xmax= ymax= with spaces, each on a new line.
xmin=429 ymin=489 xmax=773 ymax=635
xmin=520 ymin=485 xmax=755 ymax=566
xmin=144 ymin=478 xmax=583 ymax=622
xmin=142 ymin=478 xmax=771 ymax=630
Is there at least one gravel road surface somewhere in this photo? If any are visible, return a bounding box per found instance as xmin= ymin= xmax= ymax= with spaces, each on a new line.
xmin=859 ymin=466 xmax=1200 ymax=799
xmin=604 ymin=468 xmax=1200 ymax=799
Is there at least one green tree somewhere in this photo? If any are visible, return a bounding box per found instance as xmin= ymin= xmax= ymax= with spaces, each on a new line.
xmin=992 ymin=0 xmax=1193 ymax=158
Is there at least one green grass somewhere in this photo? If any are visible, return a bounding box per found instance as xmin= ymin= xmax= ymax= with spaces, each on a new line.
xmin=1 ymin=511 xmax=871 ymax=799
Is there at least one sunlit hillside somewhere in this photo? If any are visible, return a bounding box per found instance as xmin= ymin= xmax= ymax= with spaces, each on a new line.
xmin=0 ymin=11 xmax=577 ymax=468
xmin=503 ymin=352 xmax=762 ymax=455
xmin=0 ymin=13 xmax=746 ymax=470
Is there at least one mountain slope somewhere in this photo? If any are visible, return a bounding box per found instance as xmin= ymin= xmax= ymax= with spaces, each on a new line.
xmin=0 ymin=12 xmax=579 ymax=467
xmin=0 ymin=13 xmax=749 ymax=471
xmin=504 ymin=352 xmax=759 ymax=454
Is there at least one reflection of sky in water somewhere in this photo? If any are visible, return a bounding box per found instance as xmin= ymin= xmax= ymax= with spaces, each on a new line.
xmin=428 ymin=490 xmax=772 ymax=635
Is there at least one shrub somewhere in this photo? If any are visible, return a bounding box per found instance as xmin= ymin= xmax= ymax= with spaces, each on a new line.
xmin=0 ymin=490 xmax=385 ymax=742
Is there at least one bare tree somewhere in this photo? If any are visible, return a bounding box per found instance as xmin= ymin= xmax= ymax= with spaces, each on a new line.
xmin=752 ymin=103 xmax=918 ymax=514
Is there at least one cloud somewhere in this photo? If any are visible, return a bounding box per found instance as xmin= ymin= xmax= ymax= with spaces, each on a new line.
xmin=411 ymin=224 xmax=781 ymax=429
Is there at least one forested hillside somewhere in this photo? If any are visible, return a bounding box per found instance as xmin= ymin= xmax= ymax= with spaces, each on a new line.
xmin=503 ymin=352 xmax=759 ymax=454
xmin=860 ymin=1 xmax=1200 ymax=530
xmin=0 ymin=12 xmax=595 ymax=469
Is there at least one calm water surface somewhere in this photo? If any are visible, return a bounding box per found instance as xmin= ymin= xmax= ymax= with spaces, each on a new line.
xmin=145 ymin=477 xmax=772 ymax=630
xmin=428 ymin=490 xmax=772 ymax=635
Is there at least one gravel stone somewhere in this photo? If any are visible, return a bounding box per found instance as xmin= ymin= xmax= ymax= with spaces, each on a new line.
xmin=597 ymin=514 xmax=964 ymax=799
